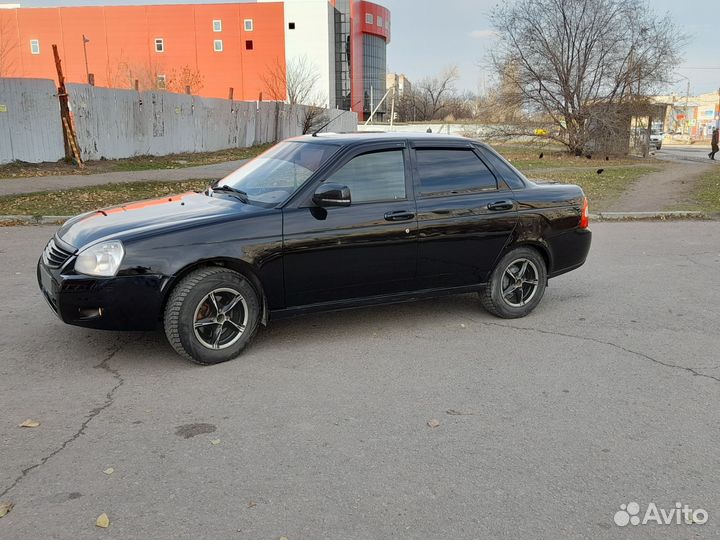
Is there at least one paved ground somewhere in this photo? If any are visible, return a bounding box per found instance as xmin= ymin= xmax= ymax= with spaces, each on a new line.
xmin=1 ymin=222 xmax=719 ymax=539
xmin=656 ymin=144 xmax=720 ymax=164
xmin=0 ymin=160 xmax=247 ymax=197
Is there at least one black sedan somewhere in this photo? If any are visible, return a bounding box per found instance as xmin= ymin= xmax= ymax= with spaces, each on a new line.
xmin=38 ymin=133 xmax=591 ymax=364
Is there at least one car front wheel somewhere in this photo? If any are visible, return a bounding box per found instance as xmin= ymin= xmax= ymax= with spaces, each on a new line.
xmin=480 ymin=247 xmax=547 ymax=318
xmin=164 ymin=267 xmax=260 ymax=365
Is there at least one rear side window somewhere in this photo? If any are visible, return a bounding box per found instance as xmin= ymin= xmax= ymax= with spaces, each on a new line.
xmin=477 ymin=147 xmax=526 ymax=190
xmin=415 ymin=149 xmax=497 ymax=197
xmin=326 ymin=149 xmax=406 ymax=203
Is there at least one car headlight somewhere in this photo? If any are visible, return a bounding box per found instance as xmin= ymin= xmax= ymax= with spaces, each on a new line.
xmin=74 ymin=240 xmax=125 ymax=277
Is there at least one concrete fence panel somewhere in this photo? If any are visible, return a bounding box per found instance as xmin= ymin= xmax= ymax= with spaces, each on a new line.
xmin=1 ymin=79 xmax=358 ymax=163
xmin=0 ymin=78 xmax=65 ymax=165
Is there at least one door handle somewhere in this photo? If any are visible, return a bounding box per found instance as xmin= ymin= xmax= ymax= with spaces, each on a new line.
xmin=487 ymin=200 xmax=514 ymax=211
xmin=384 ymin=210 xmax=415 ymax=221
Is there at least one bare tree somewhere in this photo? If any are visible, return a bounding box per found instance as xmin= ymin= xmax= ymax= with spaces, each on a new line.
xmin=299 ymin=105 xmax=328 ymax=134
xmin=262 ymin=55 xmax=323 ymax=105
xmin=414 ymin=66 xmax=460 ymax=120
xmin=166 ymin=64 xmax=204 ymax=94
xmin=490 ymin=0 xmax=684 ymax=154
xmin=107 ymin=55 xmax=166 ymax=91
xmin=0 ymin=13 xmax=19 ymax=77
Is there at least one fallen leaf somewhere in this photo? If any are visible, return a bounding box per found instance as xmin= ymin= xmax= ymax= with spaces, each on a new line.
xmin=427 ymin=419 xmax=440 ymax=428
xmin=210 ymin=439 xmax=221 ymax=445
xmin=96 ymin=512 xmax=110 ymax=528
xmin=460 ymin=324 xmax=466 ymax=328
xmin=0 ymin=501 xmax=14 ymax=518
xmin=247 ymin=500 xmax=257 ymax=508
xmin=103 ymin=468 xmax=114 ymax=475
xmin=19 ymin=419 xmax=40 ymax=428
xmin=279 ymin=536 xmax=289 ymax=540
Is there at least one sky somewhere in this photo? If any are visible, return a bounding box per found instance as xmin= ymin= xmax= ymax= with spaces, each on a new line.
xmin=19 ymin=0 xmax=720 ymax=97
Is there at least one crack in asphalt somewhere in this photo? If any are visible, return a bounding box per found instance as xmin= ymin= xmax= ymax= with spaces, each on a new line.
xmin=0 ymin=342 xmax=125 ymax=499
xmin=469 ymin=318 xmax=720 ymax=384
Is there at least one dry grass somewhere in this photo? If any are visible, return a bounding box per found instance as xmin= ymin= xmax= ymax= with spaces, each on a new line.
xmin=0 ymin=144 xmax=272 ymax=179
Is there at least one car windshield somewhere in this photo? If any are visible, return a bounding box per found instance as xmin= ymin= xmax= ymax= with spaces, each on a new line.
xmin=215 ymin=141 xmax=340 ymax=206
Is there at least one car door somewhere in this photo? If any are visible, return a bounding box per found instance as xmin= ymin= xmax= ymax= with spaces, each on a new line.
xmin=282 ymin=142 xmax=418 ymax=307
xmin=412 ymin=143 xmax=518 ymax=289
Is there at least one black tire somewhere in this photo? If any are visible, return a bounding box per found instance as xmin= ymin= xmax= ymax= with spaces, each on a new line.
xmin=480 ymin=246 xmax=547 ymax=319
xmin=163 ymin=267 xmax=260 ymax=365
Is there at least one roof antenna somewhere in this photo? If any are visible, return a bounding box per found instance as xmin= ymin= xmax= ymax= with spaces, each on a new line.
xmin=312 ymin=109 xmax=350 ymax=137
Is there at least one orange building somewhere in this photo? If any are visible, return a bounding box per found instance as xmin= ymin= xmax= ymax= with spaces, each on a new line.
xmin=0 ymin=0 xmax=391 ymax=120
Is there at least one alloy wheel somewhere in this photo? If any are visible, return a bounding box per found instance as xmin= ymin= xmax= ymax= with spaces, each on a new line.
xmin=192 ymin=287 xmax=248 ymax=350
xmin=500 ymin=258 xmax=540 ymax=308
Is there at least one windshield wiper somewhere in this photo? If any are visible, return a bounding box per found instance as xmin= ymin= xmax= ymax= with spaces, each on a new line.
xmin=211 ymin=185 xmax=249 ymax=203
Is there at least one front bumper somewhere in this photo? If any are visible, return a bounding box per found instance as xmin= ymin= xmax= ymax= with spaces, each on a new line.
xmin=37 ymin=259 xmax=168 ymax=331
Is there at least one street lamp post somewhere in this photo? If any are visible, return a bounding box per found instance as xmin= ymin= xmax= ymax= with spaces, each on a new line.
xmin=82 ymin=34 xmax=91 ymax=85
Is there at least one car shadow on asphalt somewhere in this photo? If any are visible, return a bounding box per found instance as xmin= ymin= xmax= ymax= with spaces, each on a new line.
xmin=41 ymin=286 xmax=586 ymax=368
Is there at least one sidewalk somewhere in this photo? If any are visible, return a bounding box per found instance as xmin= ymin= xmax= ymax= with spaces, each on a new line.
xmin=0 ymin=159 xmax=247 ymax=197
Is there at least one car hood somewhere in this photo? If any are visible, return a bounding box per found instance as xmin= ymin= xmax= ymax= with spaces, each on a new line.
xmin=58 ymin=191 xmax=267 ymax=248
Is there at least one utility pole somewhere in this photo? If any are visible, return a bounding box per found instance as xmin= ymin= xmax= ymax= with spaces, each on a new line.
xmin=685 ymin=80 xmax=690 ymax=135
xmin=82 ymin=35 xmax=90 ymax=84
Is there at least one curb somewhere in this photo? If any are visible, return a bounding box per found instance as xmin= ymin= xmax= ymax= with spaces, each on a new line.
xmin=0 ymin=215 xmax=70 ymax=224
xmin=590 ymin=211 xmax=714 ymax=221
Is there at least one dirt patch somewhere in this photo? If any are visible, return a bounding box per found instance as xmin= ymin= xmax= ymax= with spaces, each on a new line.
xmin=607 ymin=162 xmax=713 ymax=212
xmin=175 ymin=423 xmax=217 ymax=439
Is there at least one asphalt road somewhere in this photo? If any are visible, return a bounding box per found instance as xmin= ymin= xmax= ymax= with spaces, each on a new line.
xmin=656 ymin=144 xmax=719 ymax=164
xmin=1 ymin=222 xmax=719 ymax=540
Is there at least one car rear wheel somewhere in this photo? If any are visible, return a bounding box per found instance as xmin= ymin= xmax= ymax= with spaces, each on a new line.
xmin=164 ymin=267 xmax=260 ymax=365
xmin=480 ymin=247 xmax=547 ymax=318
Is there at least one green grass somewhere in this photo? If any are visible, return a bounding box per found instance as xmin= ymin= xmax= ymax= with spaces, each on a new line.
xmin=494 ymin=145 xmax=648 ymax=171
xmin=530 ymin=166 xmax=662 ymax=211
xmin=0 ymin=180 xmax=210 ymax=216
xmin=693 ymin=167 xmax=720 ymax=213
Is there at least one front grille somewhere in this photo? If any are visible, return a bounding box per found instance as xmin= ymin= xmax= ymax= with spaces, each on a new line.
xmin=42 ymin=238 xmax=73 ymax=269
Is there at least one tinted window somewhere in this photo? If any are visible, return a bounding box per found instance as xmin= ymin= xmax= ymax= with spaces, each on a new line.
xmin=477 ymin=147 xmax=526 ymax=189
xmin=326 ymin=150 xmax=406 ymax=203
xmin=416 ymin=149 xmax=497 ymax=197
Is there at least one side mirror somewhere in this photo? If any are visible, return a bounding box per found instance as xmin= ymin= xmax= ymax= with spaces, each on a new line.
xmin=313 ymin=182 xmax=351 ymax=207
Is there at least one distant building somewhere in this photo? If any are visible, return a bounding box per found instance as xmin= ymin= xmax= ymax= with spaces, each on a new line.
xmin=386 ymin=72 xmax=411 ymax=96
xmin=654 ymin=91 xmax=720 ymax=137
xmin=0 ymin=0 xmax=391 ymax=120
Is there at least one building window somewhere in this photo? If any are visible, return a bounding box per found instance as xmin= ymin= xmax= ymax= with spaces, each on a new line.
xmin=244 ymin=19 xmax=253 ymax=31
xmin=154 ymin=38 xmax=164 ymax=53
xmin=157 ymin=74 xmax=166 ymax=89
xmin=245 ymin=40 xmax=253 ymax=50
xmin=377 ymin=16 xmax=383 ymax=27
xmin=365 ymin=13 xmax=373 ymax=25
xmin=214 ymin=39 xmax=223 ymax=52
xmin=385 ymin=19 xmax=390 ymax=30
xmin=288 ymin=22 xmax=295 ymax=30
xmin=213 ymin=20 xmax=222 ymax=32
xmin=29 ymin=39 xmax=40 ymax=55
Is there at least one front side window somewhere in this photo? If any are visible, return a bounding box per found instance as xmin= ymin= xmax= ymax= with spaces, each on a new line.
xmin=325 ymin=150 xmax=406 ymax=203
xmin=416 ymin=148 xmax=497 ymax=197
xmin=218 ymin=142 xmax=339 ymax=206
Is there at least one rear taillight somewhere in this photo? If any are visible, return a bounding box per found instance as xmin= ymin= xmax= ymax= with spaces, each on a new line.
xmin=580 ymin=197 xmax=589 ymax=228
